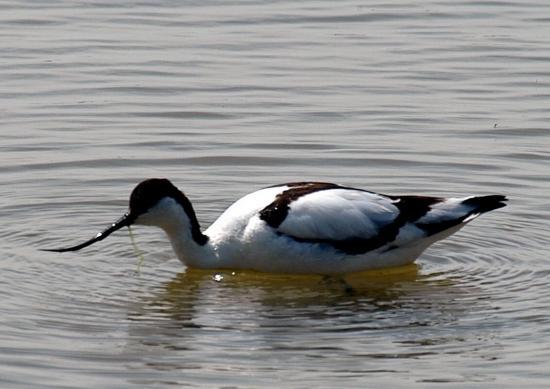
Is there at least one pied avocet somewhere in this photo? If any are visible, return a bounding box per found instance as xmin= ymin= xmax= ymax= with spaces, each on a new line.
xmin=44 ymin=178 xmax=507 ymax=274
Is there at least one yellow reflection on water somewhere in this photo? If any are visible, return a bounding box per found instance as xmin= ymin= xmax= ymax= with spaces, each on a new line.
xmin=162 ymin=263 xmax=420 ymax=296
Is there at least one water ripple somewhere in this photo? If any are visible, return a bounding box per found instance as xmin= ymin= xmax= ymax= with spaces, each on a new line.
xmin=2 ymin=0 xmax=550 ymax=387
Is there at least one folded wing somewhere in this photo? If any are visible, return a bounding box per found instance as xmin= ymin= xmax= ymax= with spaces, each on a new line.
xmin=259 ymin=183 xmax=507 ymax=255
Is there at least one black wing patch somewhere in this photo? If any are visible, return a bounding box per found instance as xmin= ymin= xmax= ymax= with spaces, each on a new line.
xmin=261 ymin=183 xmax=442 ymax=255
xmin=259 ymin=182 xmax=342 ymax=228
xmin=415 ymin=195 xmax=507 ymax=235
xmin=298 ymin=195 xmax=439 ymax=255
xmin=261 ymin=184 xmax=507 ymax=255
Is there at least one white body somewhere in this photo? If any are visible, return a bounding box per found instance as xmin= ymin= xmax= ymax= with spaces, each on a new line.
xmin=136 ymin=185 xmax=478 ymax=274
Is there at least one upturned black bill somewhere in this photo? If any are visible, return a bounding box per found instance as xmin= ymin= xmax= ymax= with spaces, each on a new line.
xmin=42 ymin=213 xmax=134 ymax=252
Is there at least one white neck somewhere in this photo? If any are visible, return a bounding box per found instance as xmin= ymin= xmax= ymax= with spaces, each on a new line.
xmin=135 ymin=197 xmax=220 ymax=269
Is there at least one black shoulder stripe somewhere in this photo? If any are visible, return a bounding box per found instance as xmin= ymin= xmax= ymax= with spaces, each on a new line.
xmin=259 ymin=182 xmax=341 ymax=228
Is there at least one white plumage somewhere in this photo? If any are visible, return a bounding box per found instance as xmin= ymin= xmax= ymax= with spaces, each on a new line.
xmin=44 ymin=179 xmax=507 ymax=275
xmin=274 ymin=189 xmax=398 ymax=240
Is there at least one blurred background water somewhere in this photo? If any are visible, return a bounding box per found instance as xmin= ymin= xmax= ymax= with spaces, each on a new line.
xmin=1 ymin=0 xmax=550 ymax=387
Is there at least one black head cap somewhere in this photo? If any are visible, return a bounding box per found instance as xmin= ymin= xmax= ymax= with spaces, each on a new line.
xmin=128 ymin=178 xmax=208 ymax=245
xmin=129 ymin=178 xmax=183 ymax=217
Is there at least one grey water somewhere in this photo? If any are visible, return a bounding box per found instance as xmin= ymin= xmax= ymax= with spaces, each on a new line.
xmin=1 ymin=0 xmax=550 ymax=387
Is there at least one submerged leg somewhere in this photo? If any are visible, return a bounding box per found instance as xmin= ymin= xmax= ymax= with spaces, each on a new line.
xmin=320 ymin=275 xmax=355 ymax=295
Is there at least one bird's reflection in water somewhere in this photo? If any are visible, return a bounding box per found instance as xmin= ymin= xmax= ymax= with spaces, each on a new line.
xmin=124 ymin=263 xmax=482 ymax=357
xmin=135 ymin=264 xmax=421 ymax=321
xmin=121 ymin=261 xmax=504 ymax=388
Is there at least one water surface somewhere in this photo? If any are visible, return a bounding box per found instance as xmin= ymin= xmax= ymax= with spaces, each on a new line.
xmin=1 ymin=1 xmax=550 ymax=387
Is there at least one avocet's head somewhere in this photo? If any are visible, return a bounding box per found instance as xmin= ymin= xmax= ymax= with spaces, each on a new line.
xmin=43 ymin=178 xmax=206 ymax=252
xmin=128 ymin=178 xmax=192 ymax=226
